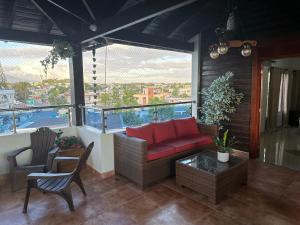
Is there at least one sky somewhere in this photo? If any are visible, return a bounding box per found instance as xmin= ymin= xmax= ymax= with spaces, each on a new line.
xmin=0 ymin=41 xmax=192 ymax=84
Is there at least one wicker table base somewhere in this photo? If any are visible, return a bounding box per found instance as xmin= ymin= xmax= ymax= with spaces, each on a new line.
xmin=176 ymin=150 xmax=248 ymax=204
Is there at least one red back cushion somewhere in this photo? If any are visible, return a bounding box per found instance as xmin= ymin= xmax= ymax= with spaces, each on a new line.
xmin=152 ymin=120 xmax=176 ymax=144
xmin=126 ymin=124 xmax=154 ymax=145
xmin=173 ymin=117 xmax=199 ymax=138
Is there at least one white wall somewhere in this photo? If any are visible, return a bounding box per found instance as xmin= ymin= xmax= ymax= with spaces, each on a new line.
xmin=0 ymin=127 xmax=77 ymax=175
xmin=0 ymin=125 xmax=115 ymax=176
xmin=77 ymin=126 xmax=114 ymax=173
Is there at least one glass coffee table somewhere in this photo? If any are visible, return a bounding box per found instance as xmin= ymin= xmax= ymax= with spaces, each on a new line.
xmin=176 ymin=150 xmax=248 ymax=204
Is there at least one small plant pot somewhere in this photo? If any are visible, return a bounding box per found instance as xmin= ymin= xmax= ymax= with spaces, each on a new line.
xmin=217 ymin=151 xmax=229 ymax=162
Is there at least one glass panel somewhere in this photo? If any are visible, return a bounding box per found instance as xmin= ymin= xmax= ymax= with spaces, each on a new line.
xmin=85 ymin=103 xmax=193 ymax=132
xmin=15 ymin=108 xmax=68 ymax=131
xmin=105 ymin=107 xmax=156 ymax=131
xmin=178 ymin=151 xmax=243 ymax=175
xmin=0 ymin=111 xmax=13 ymax=134
xmin=156 ymin=103 xmax=191 ymax=121
xmin=85 ymin=108 xmax=102 ymax=130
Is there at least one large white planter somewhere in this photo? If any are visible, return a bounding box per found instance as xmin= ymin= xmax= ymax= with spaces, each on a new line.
xmin=217 ymin=151 xmax=229 ymax=162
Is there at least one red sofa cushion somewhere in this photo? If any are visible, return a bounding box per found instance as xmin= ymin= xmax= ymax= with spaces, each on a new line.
xmin=126 ymin=124 xmax=154 ymax=145
xmin=152 ymin=120 xmax=176 ymax=144
xmin=147 ymin=144 xmax=176 ymax=161
xmin=166 ymin=139 xmax=196 ymax=153
xmin=184 ymin=135 xmax=213 ymax=147
xmin=173 ymin=117 xmax=199 ymax=138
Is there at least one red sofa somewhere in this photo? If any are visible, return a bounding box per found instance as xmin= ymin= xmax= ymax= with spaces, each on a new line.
xmin=114 ymin=117 xmax=218 ymax=188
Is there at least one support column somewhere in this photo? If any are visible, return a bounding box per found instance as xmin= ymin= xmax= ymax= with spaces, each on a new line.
xmin=191 ymin=33 xmax=202 ymax=119
xmin=69 ymin=42 xmax=85 ymax=126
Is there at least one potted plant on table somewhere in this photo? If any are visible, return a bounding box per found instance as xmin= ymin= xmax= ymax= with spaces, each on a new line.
xmin=55 ymin=130 xmax=85 ymax=172
xmin=214 ymin=129 xmax=236 ymax=162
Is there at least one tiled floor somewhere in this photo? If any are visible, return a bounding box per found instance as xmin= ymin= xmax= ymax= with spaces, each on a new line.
xmin=260 ymin=128 xmax=300 ymax=171
xmin=1 ymin=160 xmax=300 ymax=225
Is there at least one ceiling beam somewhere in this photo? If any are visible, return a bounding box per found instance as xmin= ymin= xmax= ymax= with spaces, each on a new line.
xmin=81 ymin=0 xmax=198 ymax=43
xmin=169 ymin=0 xmax=226 ymax=41
xmin=5 ymin=0 xmax=17 ymax=28
xmin=32 ymin=0 xmax=82 ymax=40
xmin=45 ymin=0 xmax=94 ymax=24
xmin=106 ymin=30 xmax=194 ymax=53
xmin=40 ymin=15 xmax=54 ymax=33
xmin=0 ymin=28 xmax=67 ymax=45
xmin=142 ymin=1 xmax=204 ymax=36
xmin=81 ymin=0 xmax=96 ymax=22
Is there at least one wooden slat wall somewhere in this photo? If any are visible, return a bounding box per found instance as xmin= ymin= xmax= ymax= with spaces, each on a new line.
xmin=200 ymin=47 xmax=252 ymax=151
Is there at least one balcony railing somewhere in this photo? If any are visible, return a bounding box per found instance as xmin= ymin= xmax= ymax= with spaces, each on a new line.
xmin=80 ymin=101 xmax=194 ymax=133
xmin=0 ymin=104 xmax=73 ymax=134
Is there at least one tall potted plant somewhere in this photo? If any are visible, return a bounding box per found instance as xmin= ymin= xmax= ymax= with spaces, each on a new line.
xmin=200 ymin=71 xmax=244 ymax=128
xmin=214 ymin=130 xmax=236 ymax=162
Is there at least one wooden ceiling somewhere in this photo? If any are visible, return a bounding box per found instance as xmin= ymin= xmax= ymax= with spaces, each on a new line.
xmin=0 ymin=0 xmax=299 ymax=51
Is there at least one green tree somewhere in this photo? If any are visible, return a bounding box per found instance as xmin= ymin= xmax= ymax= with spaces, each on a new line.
xmin=122 ymin=110 xmax=143 ymax=126
xmin=0 ymin=61 xmax=8 ymax=89
xmin=11 ymin=82 xmax=31 ymax=103
xmin=99 ymin=93 xmax=110 ymax=106
xmin=48 ymin=86 xmax=68 ymax=105
xmin=84 ymin=83 xmax=93 ymax=91
xmin=122 ymin=86 xmax=138 ymax=106
xmin=111 ymin=87 xmax=122 ymax=107
xmin=171 ymin=85 xmax=180 ymax=97
xmin=148 ymin=97 xmax=174 ymax=121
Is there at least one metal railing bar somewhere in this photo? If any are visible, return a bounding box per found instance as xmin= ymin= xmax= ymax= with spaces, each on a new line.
xmin=0 ymin=104 xmax=74 ymax=112
xmin=102 ymin=101 xmax=194 ymax=111
xmin=79 ymin=101 xmax=194 ymax=112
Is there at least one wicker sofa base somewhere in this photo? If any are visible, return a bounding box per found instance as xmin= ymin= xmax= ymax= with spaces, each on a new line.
xmin=114 ymin=123 xmax=218 ymax=189
xmin=115 ymin=144 xmax=217 ymax=188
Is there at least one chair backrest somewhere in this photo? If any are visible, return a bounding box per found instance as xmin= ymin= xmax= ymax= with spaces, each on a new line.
xmin=73 ymin=142 xmax=94 ymax=176
xmin=30 ymin=127 xmax=57 ymax=165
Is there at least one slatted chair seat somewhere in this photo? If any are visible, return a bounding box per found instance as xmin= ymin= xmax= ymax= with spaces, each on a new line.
xmin=37 ymin=175 xmax=73 ymax=192
xmin=23 ymin=142 xmax=94 ymax=213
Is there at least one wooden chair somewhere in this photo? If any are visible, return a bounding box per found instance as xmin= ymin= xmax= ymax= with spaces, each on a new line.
xmin=7 ymin=127 xmax=58 ymax=191
xmin=23 ymin=142 xmax=94 ymax=213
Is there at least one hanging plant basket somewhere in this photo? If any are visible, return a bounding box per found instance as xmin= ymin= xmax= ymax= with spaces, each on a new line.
xmin=41 ymin=40 xmax=75 ymax=75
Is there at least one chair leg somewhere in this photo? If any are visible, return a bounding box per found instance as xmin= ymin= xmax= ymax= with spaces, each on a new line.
xmin=74 ymin=177 xmax=86 ymax=196
xmin=23 ymin=185 xmax=31 ymax=213
xmin=61 ymin=188 xmax=75 ymax=211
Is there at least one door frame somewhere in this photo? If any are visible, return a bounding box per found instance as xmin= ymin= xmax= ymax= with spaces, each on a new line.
xmin=249 ymin=36 xmax=300 ymax=158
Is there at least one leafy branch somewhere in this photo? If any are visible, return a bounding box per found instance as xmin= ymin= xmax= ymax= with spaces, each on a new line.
xmin=41 ymin=40 xmax=74 ymax=76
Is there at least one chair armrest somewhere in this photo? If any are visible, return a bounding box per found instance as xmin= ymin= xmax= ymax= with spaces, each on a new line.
xmin=7 ymin=146 xmax=31 ymax=159
xmin=7 ymin=146 xmax=31 ymax=168
xmin=114 ymin=132 xmax=147 ymax=164
xmin=27 ymin=172 xmax=72 ymax=180
xmin=198 ymin=123 xmax=219 ymax=137
xmin=51 ymin=156 xmax=80 ymax=172
xmin=49 ymin=146 xmax=60 ymax=155
xmin=47 ymin=146 xmax=60 ymax=171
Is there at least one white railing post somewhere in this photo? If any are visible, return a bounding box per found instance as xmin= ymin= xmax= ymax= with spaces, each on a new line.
xmin=101 ymin=110 xmax=106 ymax=133
xmin=68 ymin=107 xmax=72 ymax=127
xmin=12 ymin=111 xmax=17 ymax=134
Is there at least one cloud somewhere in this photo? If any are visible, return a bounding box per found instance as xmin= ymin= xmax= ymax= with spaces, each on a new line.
xmin=0 ymin=42 xmax=191 ymax=84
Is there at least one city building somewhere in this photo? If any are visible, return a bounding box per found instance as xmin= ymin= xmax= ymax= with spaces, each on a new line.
xmin=134 ymin=87 xmax=169 ymax=105
xmin=0 ymin=89 xmax=15 ymax=109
